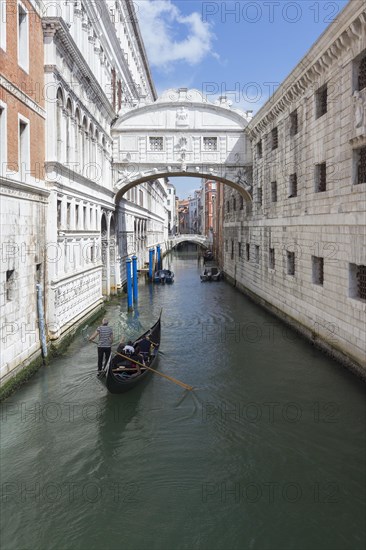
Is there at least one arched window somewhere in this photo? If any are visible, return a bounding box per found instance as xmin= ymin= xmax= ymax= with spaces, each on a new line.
xmin=89 ymin=123 xmax=94 ymax=167
xmin=66 ymin=98 xmax=72 ymax=164
xmin=74 ymin=108 xmax=80 ymax=171
xmin=82 ymin=116 xmax=88 ymax=171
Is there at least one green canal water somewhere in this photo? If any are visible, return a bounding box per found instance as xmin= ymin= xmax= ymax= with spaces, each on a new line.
xmin=1 ymin=250 xmax=365 ymax=550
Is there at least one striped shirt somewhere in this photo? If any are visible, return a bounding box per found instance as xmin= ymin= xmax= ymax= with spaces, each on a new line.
xmin=97 ymin=325 xmax=113 ymax=347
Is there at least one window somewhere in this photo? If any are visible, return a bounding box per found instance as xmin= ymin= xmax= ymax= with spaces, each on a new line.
xmin=0 ymin=103 xmax=6 ymax=175
xmin=357 ymin=54 xmax=366 ymax=91
xmin=83 ymin=206 xmax=87 ymax=229
xmin=36 ymin=263 xmax=42 ymax=284
xmin=231 ymin=241 xmax=234 ymax=260
xmin=0 ymin=0 xmax=6 ymax=51
xmin=149 ymin=137 xmax=163 ymax=151
xmin=238 ymin=242 xmax=242 ymax=258
xmin=66 ymin=202 xmax=71 ymax=229
xmin=139 ymin=190 xmax=143 ymax=207
xmin=225 ymin=240 xmax=228 ymax=252
xmin=312 ymin=256 xmax=324 ymax=286
xmin=271 ymin=181 xmax=277 ymax=203
xmin=257 ymin=188 xmax=262 ymax=206
xmin=287 ymin=251 xmax=295 ymax=276
xmin=257 ymin=140 xmax=262 ymax=158
xmin=315 ymin=84 xmax=327 ymax=119
xmin=355 ymin=147 xmax=366 ymax=184
xmin=75 ymin=204 xmax=80 ymax=228
xmin=57 ymin=200 xmax=62 ymax=228
xmin=18 ymin=117 xmax=29 ymax=180
xmin=18 ymin=2 xmax=29 ymax=72
xmin=349 ymin=264 xmax=366 ymax=301
xmin=6 ymin=270 xmax=15 ymax=301
xmin=203 ymin=137 xmax=217 ymax=151
xmin=271 ymin=127 xmax=278 ymax=150
xmin=226 ymin=200 xmax=230 ymax=213
xmin=315 ymin=162 xmax=327 ymax=193
xmin=239 ymin=196 xmax=244 ymax=210
xmin=246 ymin=243 xmax=250 ymax=261
xmin=233 ymin=197 xmax=236 ymax=211
xmin=290 ymin=110 xmax=298 ymax=136
xmin=289 ymin=173 xmax=297 ymax=198
xmin=269 ymin=248 xmax=275 ymax=270
xmin=255 ymin=245 xmax=260 ymax=264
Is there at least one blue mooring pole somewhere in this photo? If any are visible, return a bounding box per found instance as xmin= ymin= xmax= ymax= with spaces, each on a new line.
xmin=132 ymin=255 xmax=138 ymax=302
xmin=157 ymin=245 xmax=161 ymax=270
xmin=126 ymin=258 xmax=133 ymax=311
xmin=149 ymin=248 xmax=154 ymax=281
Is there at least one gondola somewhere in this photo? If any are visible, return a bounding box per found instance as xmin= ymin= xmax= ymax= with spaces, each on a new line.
xmin=154 ymin=269 xmax=174 ymax=284
xmin=98 ymin=313 xmax=161 ymax=394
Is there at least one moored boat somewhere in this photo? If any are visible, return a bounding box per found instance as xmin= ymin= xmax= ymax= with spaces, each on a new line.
xmin=98 ymin=313 xmax=161 ymax=393
xmin=200 ymin=266 xmax=221 ymax=282
xmin=154 ymin=269 xmax=174 ymax=284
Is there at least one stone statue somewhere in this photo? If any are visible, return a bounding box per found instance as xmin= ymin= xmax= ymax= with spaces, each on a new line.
xmin=176 ymin=107 xmax=189 ymax=127
xmin=354 ymin=91 xmax=364 ymax=128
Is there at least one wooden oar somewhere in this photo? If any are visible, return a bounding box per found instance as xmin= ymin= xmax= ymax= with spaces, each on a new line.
xmin=113 ymin=350 xmax=194 ymax=391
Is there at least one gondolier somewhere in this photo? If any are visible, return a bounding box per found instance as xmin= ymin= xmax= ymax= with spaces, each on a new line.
xmin=89 ymin=319 xmax=113 ymax=372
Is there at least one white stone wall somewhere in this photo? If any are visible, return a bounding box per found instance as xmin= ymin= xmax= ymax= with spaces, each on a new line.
xmin=223 ymin=1 xmax=366 ymax=373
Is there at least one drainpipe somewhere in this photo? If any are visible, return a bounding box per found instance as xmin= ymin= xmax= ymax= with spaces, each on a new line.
xmin=36 ymin=283 xmax=48 ymax=360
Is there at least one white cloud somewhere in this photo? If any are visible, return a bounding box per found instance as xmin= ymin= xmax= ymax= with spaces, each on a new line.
xmin=135 ymin=0 xmax=217 ymax=69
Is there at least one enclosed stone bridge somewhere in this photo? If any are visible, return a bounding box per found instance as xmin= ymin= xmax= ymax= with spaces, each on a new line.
xmin=168 ymin=234 xmax=210 ymax=249
xmin=112 ymin=88 xmax=253 ymax=202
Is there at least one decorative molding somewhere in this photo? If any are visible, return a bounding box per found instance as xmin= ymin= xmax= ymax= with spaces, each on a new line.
xmin=0 ymin=176 xmax=49 ymax=202
xmin=0 ymin=74 xmax=46 ymax=119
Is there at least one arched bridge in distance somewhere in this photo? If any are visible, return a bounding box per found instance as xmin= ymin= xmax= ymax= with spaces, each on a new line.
xmin=168 ymin=234 xmax=210 ymax=249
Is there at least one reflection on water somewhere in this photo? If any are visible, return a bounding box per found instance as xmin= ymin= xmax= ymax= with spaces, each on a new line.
xmin=0 ymin=250 xmax=365 ymax=550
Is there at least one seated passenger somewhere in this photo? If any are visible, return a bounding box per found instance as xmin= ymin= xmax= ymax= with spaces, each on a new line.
xmin=123 ymin=341 xmax=135 ymax=355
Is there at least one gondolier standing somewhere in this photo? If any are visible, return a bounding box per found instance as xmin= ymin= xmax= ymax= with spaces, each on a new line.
xmin=89 ymin=319 xmax=113 ymax=372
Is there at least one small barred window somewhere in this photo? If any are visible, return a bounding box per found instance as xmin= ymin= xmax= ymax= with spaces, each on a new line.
xmin=289 ymin=174 xmax=297 ymax=198
xmin=271 ymin=127 xmax=278 ymax=150
xmin=149 ymin=137 xmax=163 ymax=151
xmin=316 ymin=85 xmax=328 ymax=119
xmin=203 ymin=137 xmax=217 ymax=151
xmin=315 ymin=163 xmax=327 ymax=193
xmin=358 ymin=55 xmax=366 ymax=91
xmin=312 ymin=256 xmax=324 ymax=286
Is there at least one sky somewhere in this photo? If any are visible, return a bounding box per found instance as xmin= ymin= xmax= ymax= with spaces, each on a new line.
xmin=135 ymin=0 xmax=350 ymax=198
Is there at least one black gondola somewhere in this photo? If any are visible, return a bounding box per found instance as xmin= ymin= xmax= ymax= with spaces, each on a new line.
xmin=98 ymin=313 xmax=161 ymax=394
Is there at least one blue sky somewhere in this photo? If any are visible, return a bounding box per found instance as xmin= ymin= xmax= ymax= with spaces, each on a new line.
xmin=136 ymin=0 xmax=349 ymax=198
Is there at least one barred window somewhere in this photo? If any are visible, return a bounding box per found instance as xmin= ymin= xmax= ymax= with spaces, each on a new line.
xmin=356 ymin=147 xmax=366 ymax=184
xmin=257 ymin=140 xmax=263 ymax=158
xmin=315 ymin=162 xmax=327 ymax=193
xmin=312 ymin=256 xmax=324 ymax=285
xmin=233 ymin=197 xmax=236 ymax=211
xmin=57 ymin=200 xmax=62 ymax=228
xmin=287 ymin=251 xmax=295 ymax=276
xmin=149 ymin=137 xmax=163 ymax=151
xmin=225 ymin=240 xmax=228 ymax=252
xmin=269 ymin=248 xmax=275 ymax=270
xmin=290 ymin=110 xmax=298 ymax=136
xmin=358 ymin=55 xmax=366 ymax=91
xmin=271 ymin=127 xmax=278 ymax=150
xmin=231 ymin=241 xmax=234 ymax=260
xmin=316 ymin=84 xmax=328 ymax=119
xmin=240 ymin=196 xmax=244 ymax=210
xmin=238 ymin=242 xmax=242 ymax=257
xmin=271 ymin=181 xmax=277 ymax=202
xmin=203 ymin=137 xmax=217 ymax=151
xmin=246 ymin=243 xmax=250 ymax=261
xmin=226 ymin=200 xmax=230 ymax=213
xmin=350 ymin=264 xmax=366 ymax=301
xmin=289 ymin=173 xmax=297 ymax=198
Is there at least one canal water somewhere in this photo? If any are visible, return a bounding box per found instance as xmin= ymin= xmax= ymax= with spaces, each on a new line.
xmin=1 ymin=249 xmax=365 ymax=550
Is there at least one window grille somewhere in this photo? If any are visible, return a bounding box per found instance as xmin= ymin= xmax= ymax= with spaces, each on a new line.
xmin=231 ymin=241 xmax=234 ymax=260
xmin=289 ymin=174 xmax=297 ymax=198
xmin=255 ymin=245 xmax=260 ymax=264
xmin=240 ymin=196 xmax=244 ymax=210
xmin=272 ymin=127 xmax=278 ymax=150
xmin=238 ymin=242 xmax=242 ymax=257
xmin=6 ymin=270 xmax=15 ymax=301
xmin=257 ymin=188 xmax=262 ymax=206
xmin=203 ymin=137 xmax=217 ymax=151
xmin=149 ymin=137 xmax=163 ymax=151
xmin=357 ymin=147 xmax=366 ymax=184
xmin=315 ymin=163 xmax=327 ymax=192
xmin=357 ymin=265 xmax=366 ymax=300
xmin=358 ymin=56 xmax=366 ymax=91
xmin=312 ymin=256 xmax=324 ymax=285
xmin=233 ymin=197 xmax=236 ymax=211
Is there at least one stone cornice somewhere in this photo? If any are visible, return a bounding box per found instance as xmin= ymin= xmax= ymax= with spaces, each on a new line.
xmin=0 ymin=176 xmax=49 ymax=201
xmin=0 ymin=74 xmax=46 ymax=119
xmin=42 ymin=17 xmax=115 ymax=120
xmin=248 ymin=1 xmax=366 ymax=139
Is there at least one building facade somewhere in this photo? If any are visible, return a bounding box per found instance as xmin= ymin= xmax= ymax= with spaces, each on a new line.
xmin=0 ymin=0 xmax=48 ymax=379
xmin=165 ymin=180 xmax=177 ymax=235
xmin=221 ymin=1 xmax=366 ymax=374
